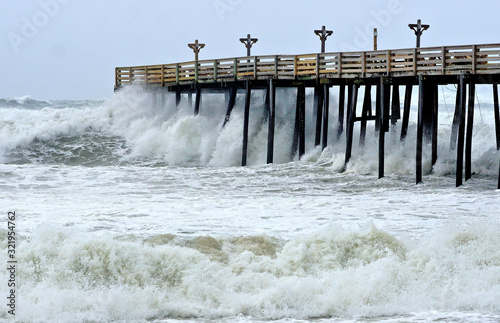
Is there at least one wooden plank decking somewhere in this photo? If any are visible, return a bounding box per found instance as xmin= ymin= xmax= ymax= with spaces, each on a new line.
xmin=115 ymin=43 xmax=500 ymax=88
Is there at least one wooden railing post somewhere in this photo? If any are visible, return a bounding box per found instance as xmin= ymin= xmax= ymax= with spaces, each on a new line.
xmin=386 ymin=50 xmax=391 ymax=75
xmin=338 ymin=53 xmax=342 ymax=75
xmin=294 ymin=56 xmax=298 ymax=78
xmin=316 ymin=53 xmax=320 ymax=79
xmin=413 ymin=48 xmax=418 ymax=75
xmin=175 ymin=64 xmax=179 ymax=84
xmin=194 ymin=61 xmax=199 ymax=83
xmin=161 ymin=65 xmax=165 ymax=87
xmin=214 ymin=60 xmax=218 ymax=81
xmin=441 ymin=47 xmax=446 ymax=75
xmin=254 ymin=56 xmax=258 ymax=79
xmin=233 ymin=58 xmax=238 ymax=80
xmin=145 ymin=66 xmax=148 ymax=84
xmin=472 ymin=45 xmax=477 ymax=74
xmin=274 ymin=56 xmax=279 ymax=79
xmin=361 ymin=52 xmax=366 ymax=77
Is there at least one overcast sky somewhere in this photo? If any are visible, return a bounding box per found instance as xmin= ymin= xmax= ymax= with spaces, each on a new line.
xmin=1 ymin=0 xmax=500 ymax=100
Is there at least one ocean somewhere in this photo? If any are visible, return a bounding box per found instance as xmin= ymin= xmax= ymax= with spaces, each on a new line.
xmin=1 ymin=86 xmax=499 ymax=322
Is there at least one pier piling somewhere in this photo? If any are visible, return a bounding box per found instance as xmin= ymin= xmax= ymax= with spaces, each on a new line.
xmin=465 ymin=81 xmax=475 ymax=181
xmin=314 ymin=85 xmax=324 ymax=147
xmin=322 ymin=84 xmax=330 ymax=150
xmin=345 ymin=83 xmax=359 ymax=167
xmin=379 ymin=77 xmax=389 ymax=179
xmin=400 ymin=84 xmax=412 ymax=142
xmin=456 ymin=74 xmax=467 ymax=187
xmin=223 ymin=86 xmax=237 ymax=128
xmin=337 ymin=84 xmax=346 ymax=139
xmin=267 ymin=79 xmax=276 ymax=164
xmin=416 ymin=76 xmax=425 ymax=184
xmin=242 ymin=80 xmax=251 ymax=166
xmin=194 ymin=88 xmax=202 ymax=115
xmin=493 ymin=84 xmax=500 ymax=150
xmin=359 ymin=84 xmax=372 ymax=147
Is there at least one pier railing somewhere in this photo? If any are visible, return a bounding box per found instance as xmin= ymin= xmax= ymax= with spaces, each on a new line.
xmin=115 ymin=43 xmax=500 ymax=87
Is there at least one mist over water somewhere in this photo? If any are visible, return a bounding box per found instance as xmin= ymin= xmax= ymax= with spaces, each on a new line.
xmin=0 ymin=87 xmax=499 ymax=322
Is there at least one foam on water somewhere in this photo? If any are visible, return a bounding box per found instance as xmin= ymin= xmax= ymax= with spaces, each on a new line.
xmin=1 ymin=87 xmax=500 ymax=321
xmin=1 ymin=223 xmax=499 ymax=322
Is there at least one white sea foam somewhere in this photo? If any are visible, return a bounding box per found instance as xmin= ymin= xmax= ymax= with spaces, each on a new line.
xmin=1 ymin=223 xmax=499 ymax=322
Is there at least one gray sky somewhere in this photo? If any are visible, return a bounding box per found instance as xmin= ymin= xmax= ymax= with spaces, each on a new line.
xmin=1 ymin=0 xmax=499 ymax=100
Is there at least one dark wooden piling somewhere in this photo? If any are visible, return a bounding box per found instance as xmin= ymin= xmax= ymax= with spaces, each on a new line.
xmin=391 ymin=85 xmax=401 ymax=127
xmin=456 ymin=75 xmax=467 ymax=187
xmin=346 ymin=84 xmax=353 ymax=133
xmin=383 ymin=82 xmax=391 ymax=133
xmin=242 ymin=80 xmax=251 ymax=166
xmin=298 ymin=86 xmax=306 ymax=158
xmin=379 ymin=77 xmax=389 ymax=179
xmin=267 ymin=80 xmax=276 ymax=164
xmin=194 ymin=87 xmax=202 ymax=115
xmin=416 ymin=76 xmax=425 ymax=184
xmin=359 ymin=84 xmax=372 ymax=147
xmin=314 ymin=85 xmax=324 ymax=147
xmin=494 ymin=84 xmax=500 ymax=150
xmin=450 ymin=86 xmax=461 ymax=150
xmin=337 ymin=84 xmax=346 ymax=139
xmin=322 ymin=84 xmax=330 ymax=150
xmin=375 ymin=83 xmax=381 ymax=132
xmin=400 ymin=84 xmax=412 ymax=142
xmin=292 ymin=86 xmax=306 ymax=159
xmin=345 ymin=84 xmax=359 ymax=167
xmin=175 ymin=89 xmax=181 ymax=107
xmin=223 ymin=86 xmax=237 ymax=128
xmin=422 ymin=82 xmax=433 ymax=141
xmin=465 ymin=81 xmax=475 ymax=181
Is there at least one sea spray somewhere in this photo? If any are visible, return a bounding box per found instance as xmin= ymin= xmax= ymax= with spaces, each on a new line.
xmin=1 ymin=86 xmax=499 ymax=176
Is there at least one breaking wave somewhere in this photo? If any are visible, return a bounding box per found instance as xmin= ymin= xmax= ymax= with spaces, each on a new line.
xmin=0 ymin=86 xmax=498 ymax=177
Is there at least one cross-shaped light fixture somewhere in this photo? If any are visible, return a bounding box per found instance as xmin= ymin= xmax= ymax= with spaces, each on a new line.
xmin=314 ymin=25 xmax=333 ymax=53
xmin=188 ymin=39 xmax=205 ymax=61
xmin=408 ymin=19 xmax=430 ymax=48
xmin=239 ymin=34 xmax=258 ymax=56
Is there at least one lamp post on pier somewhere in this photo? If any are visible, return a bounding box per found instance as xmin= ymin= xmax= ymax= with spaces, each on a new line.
xmin=374 ymin=28 xmax=378 ymax=50
xmin=188 ymin=39 xmax=205 ymax=61
xmin=314 ymin=25 xmax=333 ymax=53
xmin=408 ymin=19 xmax=430 ymax=48
xmin=239 ymin=34 xmax=258 ymax=56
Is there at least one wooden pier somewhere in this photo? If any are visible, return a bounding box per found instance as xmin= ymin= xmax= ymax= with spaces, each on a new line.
xmin=115 ymin=43 xmax=500 ymax=188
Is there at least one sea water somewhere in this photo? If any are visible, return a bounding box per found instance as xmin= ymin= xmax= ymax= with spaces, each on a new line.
xmin=0 ymin=87 xmax=499 ymax=322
